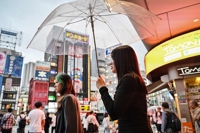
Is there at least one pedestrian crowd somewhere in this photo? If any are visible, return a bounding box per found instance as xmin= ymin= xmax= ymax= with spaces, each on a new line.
xmin=0 ymin=45 xmax=193 ymax=133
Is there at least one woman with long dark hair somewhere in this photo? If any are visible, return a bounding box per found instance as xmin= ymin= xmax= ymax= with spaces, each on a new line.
xmin=54 ymin=73 xmax=83 ymax=133
xmin=96 ymin=45 xmax=153 ymax=133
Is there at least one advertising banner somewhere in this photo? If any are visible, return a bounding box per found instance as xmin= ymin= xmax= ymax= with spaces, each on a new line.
xmin=65 ymin=30 xmax=89 ymax=55
xmin=4 ymin=55 xmax=24 ymax=77
xmin=35 ymin=61 xmax=50 ymax=72
xmin=48 ymin=102 xmax=57 ymax=113
xmin=66 ymin=29 xmax=89 ymax=94
xmin=0 ymin=51 xmax=7 ymax=74
xmin=5 ymin=78 xmax=12 ymax=90
xmin=35 ymin=70 xmax=49 ymax=81
xmin=145 ymin=29 xmax=200 ymax=75
xmin=91 ymin=76 xmax=98 ymax=91
xmin=0 ymin=75 xmax=3 ymax=92
xmin=1 ymin=29 xmax=17 ymax=36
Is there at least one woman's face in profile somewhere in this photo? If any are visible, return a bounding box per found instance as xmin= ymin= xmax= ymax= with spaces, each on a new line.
xmin=110 ymin=59 xmax=117 ymax=73
xmin=54 ymin=80 xmax=63 ymax=93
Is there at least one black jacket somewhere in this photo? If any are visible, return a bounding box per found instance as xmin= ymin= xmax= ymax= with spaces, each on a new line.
xmin=55 ymin=94 xmax=83 ymax=133
xmin=99 ymin=73 xmax=153 ymax=133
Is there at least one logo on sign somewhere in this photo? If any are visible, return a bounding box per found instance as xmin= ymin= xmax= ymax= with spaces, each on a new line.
xmin=35 ymin=70 xmax=49 ymax=81
xmin=177 ymin=66 xmax=200 ymax=75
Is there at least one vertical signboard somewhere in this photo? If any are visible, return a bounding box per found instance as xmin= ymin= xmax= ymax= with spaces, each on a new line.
xmin=0 ymin=51 xmax=7 ymax=73
xmin=0 ymin=75 xmax=3 ymax=92
xmin=65 ymin=30 xmax=89 ymax=95
xmin=5 ymin=75 xmax=12 ymax=90
xmin=91 ymin=76 xmax=98 ymax=91
xmin=4 ymin=55 xmax=24 ymax=77
xmin=35 ymin=61 xmax=50 ymax=81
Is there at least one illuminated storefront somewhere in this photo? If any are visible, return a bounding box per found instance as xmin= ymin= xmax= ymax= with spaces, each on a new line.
xmin=145 ymin=29 xmax=200 ymax=132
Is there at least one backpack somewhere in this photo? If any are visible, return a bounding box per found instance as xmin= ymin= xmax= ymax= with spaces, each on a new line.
xmin=167 ymin=112 xmax=181 ymax=131
xmin=19 ymin=116 xmax=26 ymax=128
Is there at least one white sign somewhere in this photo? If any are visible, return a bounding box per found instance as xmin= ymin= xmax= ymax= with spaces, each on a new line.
xmin=5 ymin=78 xmax=12 ymax=90
xmin=181 ymin=118 xmax=187 ymax=122
xmin=177 ymin=66 xmax=200 ymax=75
xmin=91 ymin=76 xmax=98 ymax=91
xmin=35 ymin=61 xmax=51 ymax=72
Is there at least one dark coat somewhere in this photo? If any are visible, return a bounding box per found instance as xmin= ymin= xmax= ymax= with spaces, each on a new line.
xmin=55 ymin=94 xmax=84 ymax=133
xmin=99 ymin=72 xmax=153 ymax=133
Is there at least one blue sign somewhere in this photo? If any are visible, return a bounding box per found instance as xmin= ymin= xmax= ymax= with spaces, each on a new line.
xmin=0 ymin=75 xmax=3 ymax=92
xmin=1 ymin=30 xmax=17 ymax=36
xmin=35 ymin=70 xmax=49 ymax=81
xmin=105 ymin=43 xmax=122 ymax=55
xmin=4 ymin=55 xmax=24 ymax=77
xmin=50 ymin=70 xmax=57 ymax=74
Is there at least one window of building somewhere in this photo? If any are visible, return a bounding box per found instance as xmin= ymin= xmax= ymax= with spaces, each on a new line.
xmin=51 ymin=62 xmax=57 ymax=67
xmin=3 ymin=93 xmax=16 ymax=99
xmin=1 ymin=103 xmax=15 ymax=110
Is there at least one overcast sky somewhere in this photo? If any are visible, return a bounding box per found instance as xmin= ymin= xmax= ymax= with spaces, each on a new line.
xmin=0 ymin=0 xmax=147 ymax=70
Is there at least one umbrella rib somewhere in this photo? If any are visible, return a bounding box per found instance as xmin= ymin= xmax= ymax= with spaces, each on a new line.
xmin=98 ymin=13 xmax=121 ymax=17
xmin=97 ymin=15 xmax=121 ymax=43
xmin=66 ymin=17 xmax=88 ymax=25
xmin=68 ymin=3 xmax=88 ymax=15
xmin=98 ymin=13 xmax=154 ymax=37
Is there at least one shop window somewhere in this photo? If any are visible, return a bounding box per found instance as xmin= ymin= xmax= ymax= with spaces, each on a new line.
xmin=3 ymin=93 xmax=16 ymax=99
xmin=51 ymin=55 xmax=58 ymax=59
xmin=1 ymin=103 xmax=15 ymax=110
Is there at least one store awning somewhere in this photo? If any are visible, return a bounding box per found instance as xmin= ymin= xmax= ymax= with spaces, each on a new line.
xmin=147 ymin=80 xmax=168 ymax=94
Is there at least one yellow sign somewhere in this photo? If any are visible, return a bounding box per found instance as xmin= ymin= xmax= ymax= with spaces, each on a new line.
xmin=80 ymin=105 xmax=90 ymax=111
xmin=66 ymin=31 xmax=88 ymax=42
xmin=145 ymin=29 xmax=200 ymax=75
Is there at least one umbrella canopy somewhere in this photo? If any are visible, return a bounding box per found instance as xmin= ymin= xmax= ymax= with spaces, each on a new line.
xmin=27 ymin=0 xmax=160 ymax=55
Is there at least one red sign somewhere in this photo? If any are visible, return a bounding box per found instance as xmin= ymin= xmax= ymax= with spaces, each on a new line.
xmin=182 ymin=122 xmax=194 ymax=133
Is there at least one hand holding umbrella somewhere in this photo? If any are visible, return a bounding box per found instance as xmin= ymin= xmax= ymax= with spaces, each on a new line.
xmin=96 ymin=76 xmax=106 ymax=89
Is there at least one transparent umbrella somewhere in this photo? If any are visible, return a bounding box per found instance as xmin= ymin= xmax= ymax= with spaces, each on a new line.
xmin=27 ymin=0 xmax=160 ymax=75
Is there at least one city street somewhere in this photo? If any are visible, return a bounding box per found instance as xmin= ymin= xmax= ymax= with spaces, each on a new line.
xmin=11 ymin=124 xmax=158 ymax=133
xmin=12 ymin=125 xmax=105 ymax=133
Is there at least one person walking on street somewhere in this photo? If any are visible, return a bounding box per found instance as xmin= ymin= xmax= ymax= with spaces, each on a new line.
xmin=153 ymin=107 xmax=162 ymax=133
xmin=51 ymin=113 xmax=56 ymax=133
xmin=44 ymin=112 xmax=51 ymax=133
xmin=96 ymin=45 xmax=153 ymax=133
xmin=189 ymin=100 xmax=200 ymax=133
xmin=16 ymin=111 xmax=26 ymax=133
xmin=102 ymin=113 xmax=111 ymax=133
xmin=87 ymin=111 xmax=99 ymax=133
xmin=82 ymin=112 xmax=90 ymax=133
xmin=54 ymin=73 xmax=83 ymax=133
xmin=161 ymin=102 xmax=181 ymax=133
xmin=27 ymin=101 xmax=46 ymax=133
xmin=1 ymin=108 xmax=15 ymax=133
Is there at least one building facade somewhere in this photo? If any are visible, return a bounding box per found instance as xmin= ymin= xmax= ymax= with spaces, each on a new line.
xmin=21 ymin=62 xmax=36 ymax=93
